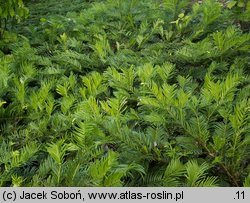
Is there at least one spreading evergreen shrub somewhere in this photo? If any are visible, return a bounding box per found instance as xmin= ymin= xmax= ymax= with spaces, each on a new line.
xmin=0 ymin=0 xmax=249 ymax=187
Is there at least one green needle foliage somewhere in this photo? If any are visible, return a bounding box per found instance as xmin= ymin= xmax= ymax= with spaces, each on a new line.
xmin=0 ymin=0 xmax=249 ymax=187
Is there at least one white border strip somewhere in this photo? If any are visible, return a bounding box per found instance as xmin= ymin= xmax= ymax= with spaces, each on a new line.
xmin=0 ymin=187 xmax=249 ymax=203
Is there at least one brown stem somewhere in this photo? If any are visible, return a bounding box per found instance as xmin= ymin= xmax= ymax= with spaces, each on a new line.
xmin=218 ymin=162 xmax=239 ymax=187
xmin=198 ymin=140 xmax=239 ymax=187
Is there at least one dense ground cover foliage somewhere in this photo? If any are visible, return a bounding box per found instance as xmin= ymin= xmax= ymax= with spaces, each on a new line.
xmin=0 ymin=0 xmax=249 ymax=187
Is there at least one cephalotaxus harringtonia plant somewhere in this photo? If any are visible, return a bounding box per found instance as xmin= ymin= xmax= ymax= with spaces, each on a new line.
xmin=138 ymin=62 xmax=249 ymax=186
xmin=0 ymin=0 xmax=249 ymax=187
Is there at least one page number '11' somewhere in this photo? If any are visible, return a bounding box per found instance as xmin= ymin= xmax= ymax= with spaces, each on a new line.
xmin=235 ymin=191 xmax=245 ymax=200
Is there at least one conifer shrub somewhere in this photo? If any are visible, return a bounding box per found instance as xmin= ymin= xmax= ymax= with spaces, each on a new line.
xmin=0 ymin=0 xmax=249 ymax=187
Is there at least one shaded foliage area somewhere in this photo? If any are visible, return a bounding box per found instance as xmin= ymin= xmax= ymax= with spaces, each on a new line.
xmin=0 ymin=0 xmax=249 ymax=187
